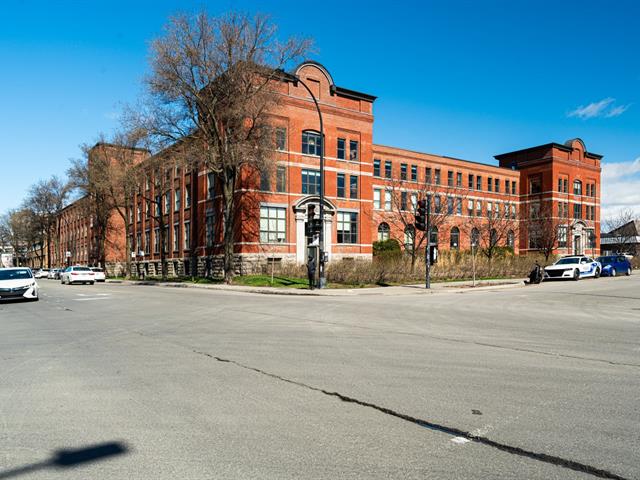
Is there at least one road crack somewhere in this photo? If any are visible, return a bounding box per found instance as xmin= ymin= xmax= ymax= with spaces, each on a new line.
xmin=193 ymin=349 xmax=630 ymax=480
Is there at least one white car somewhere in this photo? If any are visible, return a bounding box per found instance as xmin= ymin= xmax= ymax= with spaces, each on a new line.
xmin=0 ymin=267 xmax=39 ymax=301
xmin=60 ymin=266 xmax=95 ymax=285
xmin=544 ymin=256 xmax=601 ymax=281
xmin=90 ymin=267 xmax=106 ymax=282
xmin=33 ymin=269 xmax=49 ymax=279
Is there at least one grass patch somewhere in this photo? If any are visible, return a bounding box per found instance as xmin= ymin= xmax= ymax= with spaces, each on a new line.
xmin=232 ymin=275 xmax=310 ymax=288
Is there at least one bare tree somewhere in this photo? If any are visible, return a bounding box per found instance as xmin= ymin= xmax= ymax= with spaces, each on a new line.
xmin=603 ymin=208 xmax=638 ymax=255
xmin=526 ymin=200 xmax=563 ymax=262
xmin=127 ymin=11 xmax=310 ymax=282
xmin=469 ymin=201 xmax=518 ymax=261
xmin=0 ymin=209 xmax=37 ymax=266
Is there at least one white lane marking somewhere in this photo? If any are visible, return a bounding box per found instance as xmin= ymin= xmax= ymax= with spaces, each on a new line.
xmin=451 ymin=437 xmax=470 ymax=445
xmin=73 ymin=297 xmax=111 ymax=302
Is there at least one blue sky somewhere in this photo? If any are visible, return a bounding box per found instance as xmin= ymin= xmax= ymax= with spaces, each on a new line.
xmin=1 ymin=0 xmax=638 ymax=218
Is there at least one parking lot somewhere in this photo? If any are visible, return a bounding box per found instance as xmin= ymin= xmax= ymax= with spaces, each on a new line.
xmin=0 ymin=274 xmax=638 ymax=479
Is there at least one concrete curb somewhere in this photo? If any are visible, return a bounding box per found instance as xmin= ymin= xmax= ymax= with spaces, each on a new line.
xmin=106 ymin=278 xmax=526 ymax=296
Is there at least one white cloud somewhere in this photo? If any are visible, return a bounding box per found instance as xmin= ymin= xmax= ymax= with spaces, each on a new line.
xmin=601 ymin=157 xmax=640 ymax=180
xmin=601 ymin=158 xmax=640 ymax=220
xmin=567 ymin=97 xmax=631 ymax=119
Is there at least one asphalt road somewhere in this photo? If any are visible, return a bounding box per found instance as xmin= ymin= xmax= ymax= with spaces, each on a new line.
xmin=0 ymin=275 xmax=638 ymax=479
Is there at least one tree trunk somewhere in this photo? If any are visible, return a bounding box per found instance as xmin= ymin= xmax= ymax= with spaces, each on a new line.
xmin=222 ymin=170 xmax=236 ymax=284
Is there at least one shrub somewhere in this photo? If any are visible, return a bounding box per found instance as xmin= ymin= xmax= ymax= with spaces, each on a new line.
xmin=373 ymin=239 xmax=402 ymax=260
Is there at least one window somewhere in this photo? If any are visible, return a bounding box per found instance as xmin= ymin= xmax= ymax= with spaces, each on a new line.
xmin=384 ymin=190 xmax=392 ymax=211
xmin=487 ymin=202 xmax=493 ymax=217
xmin=434 ymin=195 xmax=442 ymax=213
xmin=401 ymin=163 xmax=408 ymax=180
xmin=154 ymin=228 xmax=160 ymax=254
xmin=385 ymin=161 xmax=392 ymax=179
xmin=144 ymin=230 xmax=150 ymax=254
xmin=562 ymin=179 xmax=567 ymax=193
xmin=456 ymin=197 xmax=462 ymax=215
xmin=173 ymin=224 xmax=179 ymax=251
xmin=373 ymin=189 xmax=381 ymax=209
xmin=377 ymin=223 xmax=390 ymax=241
xmin=476 ymin=200 xmax=482 ymax=217
xmin=276 ymin=127 xmax=287 ymax=151
xmin=174 ymin=189 xmax=181 ymax=211
xmin=404 ymin=226 xmax=415 ymax=250
xmin=410 ymin=193 xmax=417 ymax=212
xmin=337 ymin=212 xmax=358 ymax=244
xmin=426 ymin=167 xmax=432 ymax=184
xmin=505 ymin=180 xmax=510 ymax=193
xmin=435 ymin=169 xmax=441 ymax=185
xmin=456 ymin=172 xmax=462 ymax=187
xmin=185 ymin=186 xmax=191 ymax=208
xmin=373 ymin=159 xmax=381 ymax=177
xmin=337 ymin=173 xmax=346 ymax=198
xmin=337 ymin=138 xmax=346 ymax=160
xmin=146 ymin=200 xmax=151 ymax=218
xmin=411 ymin=165 xmax=417 ymax=182
xmin=447 ymin=196 xmax=454 ymax=215
xmin=573 ymin=180 xmax=582 ymax=196
xmin=447 ymin=171 xmax=454 ymax=187
xmin=183 ymin=221 xmax=190 ymax=250
xmin=350 ymin=175 xmax=358 ymax=199
xmin=511 ymin=204 xmax=516 ymax=219
xmin=507 ymin=230 xmax=515 ymax=248
xmin=206 ymin=213 xmax=215 ymax=247
xmin=260 ymin=206 xmax=286 ymax=243
xmin=349 ymin=140 xmax=359 ymax=161
xmin=145 ymin=176 xmax=150 ymax=191
xmin=468 ymin=199 xmax=474 ymax=216
xmin=302 ymin=169 xmax=321 ymax=195
xmin=302 ymin=130 xmax=322 ymax=156
xmin=586 ymin=184 xmax=591 ymax=197
xmin=136 ymin=233 xmax=141 ymax=253
xmin=276 ymin=166 xmax=286 ymax=193
xmin=260 ymin=170 xmax=270 ymax=191
xmin=529 ymin=175 xmax=542 ymax=194
xmin=573 ymin=203 xmax=582 ymax=219
xmin=207 ymin=172 xmax=215 ymax=199
xmin=476 ymin=175 xmax=482 ymax=191
xmin=164 ymin=192 xmax=170 ymax=214
xmin=468 ymin=174 xmax=474 ymax=189
xmin=450 ymin=227 xmax=460 ymax=250
xmin=494 ymin=178 xmax=500 ymax=193
xmin=136 ymin=205 xmax=141 ymax=222
xmin=558 ymin=226 xmax=567 ymax=248
xmin=558 ymin=178 xmax=563 ymax=193
xmin=471 ymin=228 xmax=480 ymax=247
xmin=430 ymin=227 xmax=439 ymax=246
xmin=587 ymin=229 xmax=596 ymax=249
xmin=488 ymin=177 xmax=493 ymax=192
xmin=401 ymin=191 xmax=408 ymax=210
xmin=512 ymin=181 xmax=516 ymax=195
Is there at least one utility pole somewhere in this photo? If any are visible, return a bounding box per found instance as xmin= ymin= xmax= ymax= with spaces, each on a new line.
xmin=425 ymin=195 xmax=431 ymax=289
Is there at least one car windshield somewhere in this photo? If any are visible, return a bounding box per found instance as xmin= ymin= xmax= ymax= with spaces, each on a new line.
xmin=0 ymin=269 xmax=33 ymax=280
xmin=555 ymin=258 xmax=580 ymax=265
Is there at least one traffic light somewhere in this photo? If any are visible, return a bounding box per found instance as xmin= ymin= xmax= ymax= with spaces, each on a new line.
xmin=415 ymin=199 xmax=427 ymax=231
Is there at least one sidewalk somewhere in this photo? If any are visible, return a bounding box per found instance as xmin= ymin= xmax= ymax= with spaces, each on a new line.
xmin=106 ymin=277 xmax=525 ymax=296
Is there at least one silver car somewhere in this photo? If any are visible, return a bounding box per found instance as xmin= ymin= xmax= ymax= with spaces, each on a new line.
xmin=60 ymin=266 xmax=95 ymax=285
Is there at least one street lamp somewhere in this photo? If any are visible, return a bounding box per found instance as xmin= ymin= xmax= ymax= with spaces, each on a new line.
xmin=295 ymin=75 xmax=326 ymax=288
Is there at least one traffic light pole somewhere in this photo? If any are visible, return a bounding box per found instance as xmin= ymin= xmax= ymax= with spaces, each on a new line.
xmin=425 ymin=195 xmax=431 ymax=290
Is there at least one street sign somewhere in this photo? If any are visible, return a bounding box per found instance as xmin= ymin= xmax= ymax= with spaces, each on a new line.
xmin=65 ymin=251 xmax=71 ymax=258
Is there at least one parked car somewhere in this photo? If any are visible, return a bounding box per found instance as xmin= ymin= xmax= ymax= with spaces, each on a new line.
xmin=544 ymin=256 xmax=601 ymax=281
xmin=33 ymin=268 xmax=49 ymax=279
xmin=90 ymin=267 xmax=106 ymax=282
xmin=60 ymin=266 xmax=95 ymax=285
xmin=596 ymin=255 xmax=633 ymax=277
xmin=0 ymin=267 xmax=39 ymax=301
xmin=47 ymin=269 xmax=58 ymax=279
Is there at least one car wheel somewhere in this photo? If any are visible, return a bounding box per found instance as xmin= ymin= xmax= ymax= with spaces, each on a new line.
xmin=627 ymin=267 xmax=632 ymax=276
xmin=594 ymin=268 xmax=601 ymax=279
xmin=573 ymin=269 xmax=580 ymax=281
xmin=611 ymin=268 xmax=617 ymax=277
xmin=90 ymin=281 xmax=94 ymax=285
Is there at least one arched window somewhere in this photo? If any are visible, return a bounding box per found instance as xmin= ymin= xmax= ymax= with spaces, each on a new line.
xmin=450 ymin=227 xmax=460 ymax=250
xmin=573 ymin=180 xmax=582 ymax=196
xmin=302 ymin=130 xmax=323 ymax=156
xmin=471 ymin=228 xmax=480 ymax=247
xmin=507 ymin=230 xmax=515 ymax=248
xmin=377 ymin=222 xmax=390 ymax=241
xmin=429 ymin=226 xmax=439 ymax=246
xmin=490 ymin=228 xmax=498 ymax=246
xmin=404 ymin=225 xmax=415 ymax=250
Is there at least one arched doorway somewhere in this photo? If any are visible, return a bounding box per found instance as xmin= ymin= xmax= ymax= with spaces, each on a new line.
xmin=292 ymin=196 xmax=336 ymax=264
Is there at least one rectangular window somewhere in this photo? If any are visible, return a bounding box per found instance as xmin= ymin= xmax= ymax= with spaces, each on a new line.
xmin=260 ymin=170 xmax=270 ymax=191
xmin=447 ymin=196 xmax=454 ymax=215
xmin=488 ymin=202 xmax=493 ymax=217
xmin=349 ymin=140 xmax=359 ymax=161
xmin=558 ymin=178 xmax=563 ymax=193
xmin=587 ymin=229 xmax=596 ymax=248
xmin=425 ymin=167 xmax=432 ymax=184
xmin=146 ymin=200 xmax=151 ymax=218
xmin=276 ymin=127 xmax=287 ymax=151
xmin=174 ymin=188 xmax=181 ymax=211
xmin=136 ymin=205 xmax=141 ymax=222
xmin=573 ymin=203 xmax=582 ymax=219
xmin=337 ymin=211 xmax=358 ymax=244
xmin=494 ymin=178 xmax=500 ymax=193
xmin=468 ymin=174 xmax=474 ymax=189
xmin=456 ymin=172 xmax=462 ymax=187
xmin=173 ymin=224 xmax=179 ymax=252
xmin=401 ymin=191 xmax=407 ymax=211
xmin=164 ymin=192 xmax=170 ymax=214
xmin=185 ymin=185 xmax=191 ymax=208
xmin=468 ymin=199 xmax=474 ymax=216
xmin=302 ymin=131 xmax=322 ymax=156
xmin=206 ymin=214 xmax=215 ymax=247
xmin=385 ymin=161 xmax=392 ymax=179
xmin=154 ymin=228 xmax=160 ymax=254
xmin=373 ymin=159 xmax=381 ymax=177
xmin=476 ymin=200 xmax=482 ymax=217
xmin=384 ymin=190 xmax=392 ymax=211
xmin=447 ymin=171 xmax=454 ymax=187
xmin=562 ymin=179 xmax=568 ymax=193
xmin=505 ymin=180 xmax=509 ymax=193
xmin=401 ymin=163 xmax=408 ymax=180
xmin=411 ymin=165 xmax=417 ymax=182
xmin=207 ymin=172 xmax=215 ymax=199
xmin=136 ymin=233 xmax=141 ymax=253
xmin=373 ymin=189 xmax=381 ymax=209
xmin=529 ymin=176 xmax=542 ymax=194
xmin=337 ymin=173 xmax=346 ymax=198
xmin=301 ymin=169 xmax=321 ymax=195
xmin=512 ymin=181 xmax=517 ymax=195
xmin=350 ymin=175 xmax=358 ymax=199
xmin=435 ymin=169 xmax=441 ymax=185
xmin=477 ymin=175 xmax=482 ymax=191
xmin=260 ymin=206 xmax=286 ymax=243
xmin=276 ymin=166 xmax=286 ymax=193
xmin=511 ymin=204 xmax=516 ymax=219
xmin=184 ymin=221 xmax=190 ymax=250
xmin=573 ymin=180 xmax=582 ymax=196
xmin=144 ymin=231 xmax=150 ymax=254
xmin=456 ymin=197 xmax=462 ymax=215
xmin=434 ymin=195 xmax=442 ymax=213
xmin=410 ymin=193 xmax=417 ymax=212
xmin=488 ymin=177 xmax=493 ymax=192
xmin=337 ymin=138 xmax=345 ymax=160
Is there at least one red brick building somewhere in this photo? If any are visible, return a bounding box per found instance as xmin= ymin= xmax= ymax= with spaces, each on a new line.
xmin=56 ymin=61 xmax=601 ymax=276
